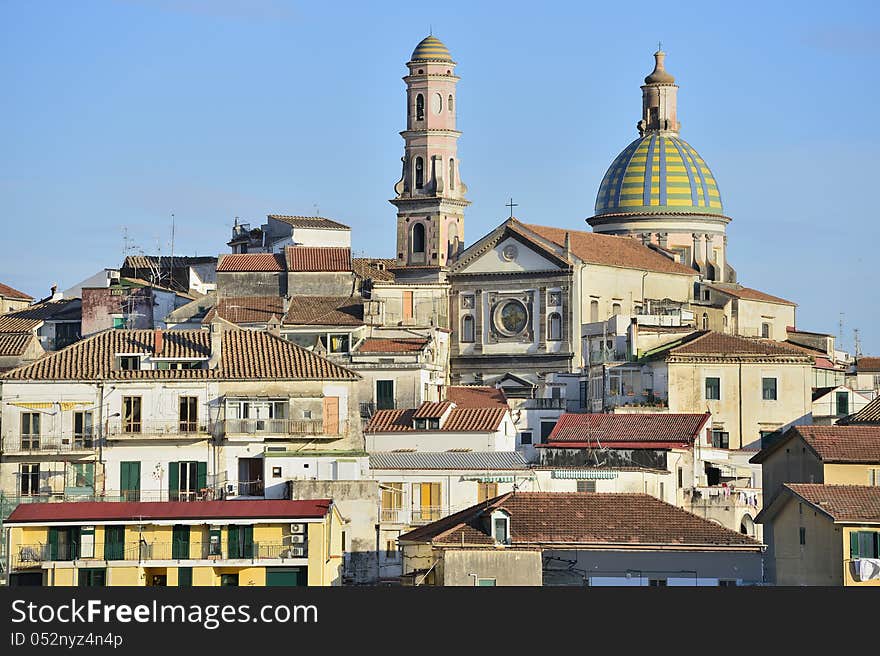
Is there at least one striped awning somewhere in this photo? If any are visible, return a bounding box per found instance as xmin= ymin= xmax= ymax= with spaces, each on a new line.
xmin=551 ymin=470 xmax=619 ymax=480
xmin=460 ymin=476 xmax=518 ymax=483
xmin=9 ymin=402 xmax=54 ymax=410
xmin=8 ymin=401 xmax=91 ymax=411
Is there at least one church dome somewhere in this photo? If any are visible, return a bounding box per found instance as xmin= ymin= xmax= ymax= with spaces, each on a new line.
xmin=594 ymin=133 xmax=724 ymax=216
xmin=410 ymin=35 xmax=453 ymax=62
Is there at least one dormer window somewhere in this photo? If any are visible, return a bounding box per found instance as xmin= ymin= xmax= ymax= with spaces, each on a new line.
xmin=414 ymin=418 xmax=427 ymax=430
xmin=118 ymin=355 xmax=141 ymax=371
xmin=490 ymin=510 xmax=511 ymax=545
xmin=428 ymin=418 xmax=440 ymax=430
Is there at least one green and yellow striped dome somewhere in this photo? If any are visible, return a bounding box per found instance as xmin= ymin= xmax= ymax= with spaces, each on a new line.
xmin=595 ymin=134 xmax=724 ymax=216
xmin=410 ymin=35 xmax=453 ymax=62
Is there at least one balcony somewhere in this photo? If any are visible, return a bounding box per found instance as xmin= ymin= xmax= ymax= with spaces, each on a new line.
xmin=523 ymin=398 xmax=565 ymax=410
xmin=223 ymin=418 xmax=345 ymax=438
xmin=106 ymin=421 xmax=211 ymax=440
xmin=1 ymin=435 xmax=96 ymax=455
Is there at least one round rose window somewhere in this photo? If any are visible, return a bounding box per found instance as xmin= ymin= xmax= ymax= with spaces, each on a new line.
xmin=493 ymin=299 xmax=528 ymax=336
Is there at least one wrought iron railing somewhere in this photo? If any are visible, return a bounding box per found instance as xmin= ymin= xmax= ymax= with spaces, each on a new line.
xmin=223 ymin=419 xmax=327 ymax=435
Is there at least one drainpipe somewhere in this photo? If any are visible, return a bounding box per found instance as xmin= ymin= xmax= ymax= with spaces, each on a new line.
xmin=738 ymin=361 xmax=743 ymax=449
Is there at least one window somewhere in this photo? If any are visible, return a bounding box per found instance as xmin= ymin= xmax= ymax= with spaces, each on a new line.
xmin=220 ymin=573 xmax=239 ymax=587
xmin=227 ymin=525 xmax=254 ymax=559
xmin=113 ymin=317 xmax=125 ymax=328
xmin=448 ymin=94 xmax=454 ymax=113
xmin=118 ymin=355 xmax=140 ymax=371
xmin=577 ymin=480 xmax=596 ymax=493
xmin=761 ymin=322 xmax=771 ymax=339
xmin=413 ymin=482 xmax=441 ymax=522
xmin=20 ymin=464 xmax=39 ymax=496
xmin=78 ymin=568 xmax=106 ymax=587
xmin=169 ymin=461 xmax=205 ymax=501
xmin=547 ymin=312 xmax=562 ymax=341
xmin=723 ymin=315 xmax=729 ymax=333
xmin=711 ymin=430 xmax=729 ymax=449
xmin=836 ymin=392 xmax=849 ymax=416
xmin=414 ymin=418 xmax=427 ymax=430
xmin=381 ymin=483 xmax=403 ymax=522
xmin=178 ymin=396 xmax=198 ymax=432
xmin=172 ymin=525 xmax=190 ymax=560
xmin=80 ymin=526 xmax=95 ymax=559
xmin=611 ymin=303 xmax=621 ymax=316
xmin=427 ymin=418 xmax=440 ymax=429
xmin=702 ymin=313 xmax=709 ymax=330
xmin=799 ymin=527 xmax=806 ymax=545
xmin=385 ymin=539 xmax=398 ymax=559
xmin=178 ymin=567 xmax=193 ymax=587
xmin=66 ymin=462 xmax=95 ymax=492
xmin=850 ymin=531 xmax=880 ymax=559
xmin=519 ymin=431 xmax=533 ymax=446
xmin=272 ymin=467 xmax=282 ymax=479
xmin=609 ymin=370 xmax=640 ymax=397
xmin=415 ymin=93 xmax=424 ymax=121
xmin=540 ymin=421 xmax=556 ymax=443
xmin=461 ymin=315 xmax=475 ymax=343
xmin=478 ymin=482 xmax=498 ymax=502
xmin=208 ymin=527 xmax=222 ymax=556
xmin=477 ymin=578 xmax=497 ymax=586
xmin=103 ymin=526 xmax=125 ymax=561
xmin=449 ymin=158 xmax=455 ymax=190
xmin=703 ymin=290 xmax=710 ymax=301
xmin=590 ymin=300 xmax=599 ymax=323
xmin=414 ymin=157 xmax=424 ymax=189
xmin=122 ymin=396 xmax=141 ymax=433
xmin=677 ymin=468 xmax=683 ymax=489
xmin=73 ymin=411 xmax=93 ymax=448
xmin=705 ymin=377 xmax=720 ymax=400
xmin=20 ymin=413 xmax=40 ymax=449
xmin=762 ymin=377 xmax=777 ymax=401
xmin=411 ymin=223 xmax=426 ymax=256
xmin=493 ymin=516 xmax=509 ymax=544
xmin=648 ymin=578 xmax=667 ymax=587
xmin=327 ymin=334 xmax=350 ymax=353
xmin=376 ymin=380 xmax=395 ymax=410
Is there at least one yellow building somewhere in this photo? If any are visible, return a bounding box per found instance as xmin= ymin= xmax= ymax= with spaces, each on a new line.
xmin=4 ymin=499 xmax=344 ymax=587
xmin=756 ymin=484 xmax=880 ymax=586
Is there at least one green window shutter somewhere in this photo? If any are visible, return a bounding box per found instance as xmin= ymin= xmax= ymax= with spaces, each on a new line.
xmin=228 ymin=525 xmax=240 ymax=558
xmin=168 ymin=462 xmax=179 ymax=501
xmin=874 ymin=532 xmax=880 ymax=560
xmin=850 ymin=531 xmax=860 ymax=559
xmin=70 ymin=527 xmax=81 ymax=560
xmin=104 ymin=526 xmax=124 ymax=561
xmin=172 ymin=525 xmax=190 ymax=560
xmin=243 ymin=526 xmax=254 ymax=558
xmin=178 ymin=567 xmax=193 ymax=587
xmin=48 ymin=527 xmax=59 ymax=561
xmin=196 ymin=462 xmax=207 ymax=492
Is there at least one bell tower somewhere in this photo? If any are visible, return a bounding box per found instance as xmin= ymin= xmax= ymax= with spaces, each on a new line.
xmin=391 ymin=35 xmax=469 ymax=275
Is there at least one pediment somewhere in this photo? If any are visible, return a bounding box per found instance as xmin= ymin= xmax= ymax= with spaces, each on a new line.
xmin=451 ymin=222 xmax=570 ymax=275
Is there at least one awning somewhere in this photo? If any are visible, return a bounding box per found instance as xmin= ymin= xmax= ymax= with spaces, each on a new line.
xmin=551 ymin=470 xmax=619 ymax=480
xmin=9 ymin=402 xmax=54 ymax=410
xmin=460 ymin=476 xmax=519 ymax=483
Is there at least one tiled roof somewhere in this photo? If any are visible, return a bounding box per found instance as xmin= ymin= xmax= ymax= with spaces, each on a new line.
xmin=216 ymin=253 xmax=286 ymax=272
xmin=812 ymin=386 xmax=839 ymax=401
xmin=205 ymin=296 xmax=285 ymax=324
xmin=0 ymin=299 xmax=81 ymax=332
xmin=6 ymin=499 xmax=332 ymax=524
xmin=285 ymin=246 xmax=351 ymax=272
xmin=369 ymin=451 xmax=528 ymax=470
xmin=750 ymin=425 xmax=880 ymax=464
xmin=646 ymin=330 xmax=813 ymax=358
xmin=445 ymin=386 xmax=509 ymax=408
xmin=544 ymin=412 xmax=710 ymax=448
xmin=856 ymin=357 xmax=880 ymax=372
xmin=0 ymin=333 xmax=37 ymax=356
xmin=365 ymin=407 xmax=507 ymax=433
xmin=283 ymin=296 xmax=364 ymax=326
xmin=355 ymin=337 xmax=429 ymax=353
xmin=523 ymin=222 xmax=698 ymax=276
xmin=122 ymin=256 xmax=216 ymax=270
xmin=706 ymin=284 xmax=796 ymax=306
xmin=0 ymin=282 xmax=33 ymax=300
xmin=399 ymin=492 xmax=762 ymax=548
xmin=2 ymin=328 xmax=359 ymax=381
xmin=842 ymin=396 xmax=880 ymax=425
xmin=412 ymin=401 xmax=453 ymax=419
xmin=784 ymin=485 xmax=880 ymax=522
xmin=268 ymin=215 xmax=349 ymax=230
xmin=352 ymin=257 xmax=395 ymax=282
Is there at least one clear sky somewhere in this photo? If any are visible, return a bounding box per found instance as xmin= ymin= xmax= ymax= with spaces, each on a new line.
xmin=2 ymin=0 xmax=878 ymax=353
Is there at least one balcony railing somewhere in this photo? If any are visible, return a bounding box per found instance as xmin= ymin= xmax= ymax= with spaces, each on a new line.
xmin=105 ymin=421 xmax=211 ymax=439
xmin=410 ymin=507 xmax=445 ymax=524
xmin=2 ymin=435 xmax=96 ymax=454
xmin=11 ymin=541 xmax=305 ymax=569
xmin=223 ymin=418 xmax=342 ymax=437
xmin=523 ymin=398 xmax=565 ymax=410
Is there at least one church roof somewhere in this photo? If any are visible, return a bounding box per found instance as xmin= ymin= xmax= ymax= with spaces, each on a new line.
xmin=594 ymin=133 xmax=723 ymax=217
xmin=410 ymin=35 xmax=453 ymax=63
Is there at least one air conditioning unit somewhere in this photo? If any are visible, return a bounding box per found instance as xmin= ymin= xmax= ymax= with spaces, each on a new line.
xmin=225 ymin=483 xmax=238 ymax=498
xmin=286 ymin=546 xmax=306 ymax=558
xmin=289 ymin=523 xmax=306 ymax=534
xmin=286 ymin=534 xmax=306 ymax=544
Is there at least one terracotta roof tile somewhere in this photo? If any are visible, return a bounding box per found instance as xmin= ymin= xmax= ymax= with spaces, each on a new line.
xmin=0 ymin=282 xmax=33 ymax=300
xmin=0 ymin=299 xmax=81 ymax=333
xmin=400 ymin=492 xmax=761 ymax=548
xmin=856 ymin=357 xmax=880 ymax=372
xmin=706 ymin=284 xmax=796 ymax=306
xmin=268 ymin=215 xmax=349 ymax=230
xmin=751 ymin=425 xmax=880 ymax=463
xmin=2 ymin=328 xmax=358 ymax=381
xmin=6 ymin=499 xmax=332 ymax=524
xmin=352 ymin=257 xmax=395 ymax=282
xmin=842 ymin=396 xmax=880 ymax=425
xmin=544 ymin=412 xmax=710 ymax=448
xmin=412 ymin=401 xmax=453 ymax=419
xmin=0 ymin=333 xmax=37 ymax=356
xmin=356 ymin=337 xmax=429 ymax=353
xmin=285 ymin=246 xmax=351 ymax=272
xmin=283 ymin=296 xmax=364 ymax=326
xmin=205 ymin=296 xmax=285 ymax=324
xmin=523 ymin=222 xmax=698 ymax=276
xmin=445 ymin=386 xmax=509 ymax=408
xmin=785 ymin=484 xmax=880 ymax=522
xmin=216 ymin=253 xmax=286 ymax=272
xmin=365 ymin=406 xmax=506 ymax=433
xmin=648 ymin=330 xmax=813 ymax=358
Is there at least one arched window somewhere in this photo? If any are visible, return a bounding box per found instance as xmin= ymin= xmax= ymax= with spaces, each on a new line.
xmin=415 ymin=94 xmax=425 ymax=121
xmin=411 ymin=222 xmax=425 ymax=254
xmin=723 ymin=315 xmax=729 ymax=333
xmin=448 ymin=94 xmax=454 ymax=113
xmin=415 ymin=157 xmax=424 ymax=189
xmin=702 ymin=313 xmax=709 ymax=330
xmin=449 ymin=158 xmax=455 ymax=190
xmin=448 ymin=224 xmax=459 ymax=261
xmin=548 ymin=313 xmax=562 ymax=341
xmin=461 ymin=315 xmax=475 ymax=343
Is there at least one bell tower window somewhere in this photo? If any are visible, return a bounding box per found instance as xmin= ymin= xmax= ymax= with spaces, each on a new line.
xmin=415 ymin=157 xmax=424 ymax=189
xmin=448 ymin=94 xmax=454 ymax=113
xmin=415 ymin=94 xmax=425 ymax=121
xmin=412 ymin=223 xmax=426 ymax=254
xmin=449 ymin=159 xmax=455 ymax=190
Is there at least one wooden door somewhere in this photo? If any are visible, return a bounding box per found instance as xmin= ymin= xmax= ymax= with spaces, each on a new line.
xmin=323 ymin=397 xmax=340 ymax=434
xmin=402 ymin=291 xmax=413 ymax=321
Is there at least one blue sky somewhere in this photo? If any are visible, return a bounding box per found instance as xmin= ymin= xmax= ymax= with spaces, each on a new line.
xmin=2 ymin=0 xmax=878 ymax=353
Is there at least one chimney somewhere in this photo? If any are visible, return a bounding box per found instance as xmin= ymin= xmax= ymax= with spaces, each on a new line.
xmin=629 ymin=318 xmax=639 ymax=360
xmin=209 ymin=319 xmax=223 ymax=369
xmin=267 ymin=315 xmax=281 ymax=337
xmin=564 ymin=232 xmax=571 ymax=258
xmin=153 ymin=329 xmax=163 ymax=355
xmin=50 ymin=284 xmax=60 ymax=301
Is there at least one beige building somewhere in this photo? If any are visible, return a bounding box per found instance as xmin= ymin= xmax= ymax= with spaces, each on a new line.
xmin=756 ymin=484 xmax=880 ymax=586
xmin=0 ymin=333 xmax=44 ymax=373
xmin=697 ymin=283 xmax=796 ymax=339
xmin=0 ymin=282 xmax=33 ymax=315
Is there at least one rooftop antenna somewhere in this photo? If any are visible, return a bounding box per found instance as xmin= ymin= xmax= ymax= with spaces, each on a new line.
xmin=854 ymin=328 xmax=862 ymax=358
xmin=169 ymin=212 xmax=176 ymax=291
xmin=313 ymin=203 xmax=320 ymax=217
xmin=838 ymin=313 xmax=845 ymax=349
